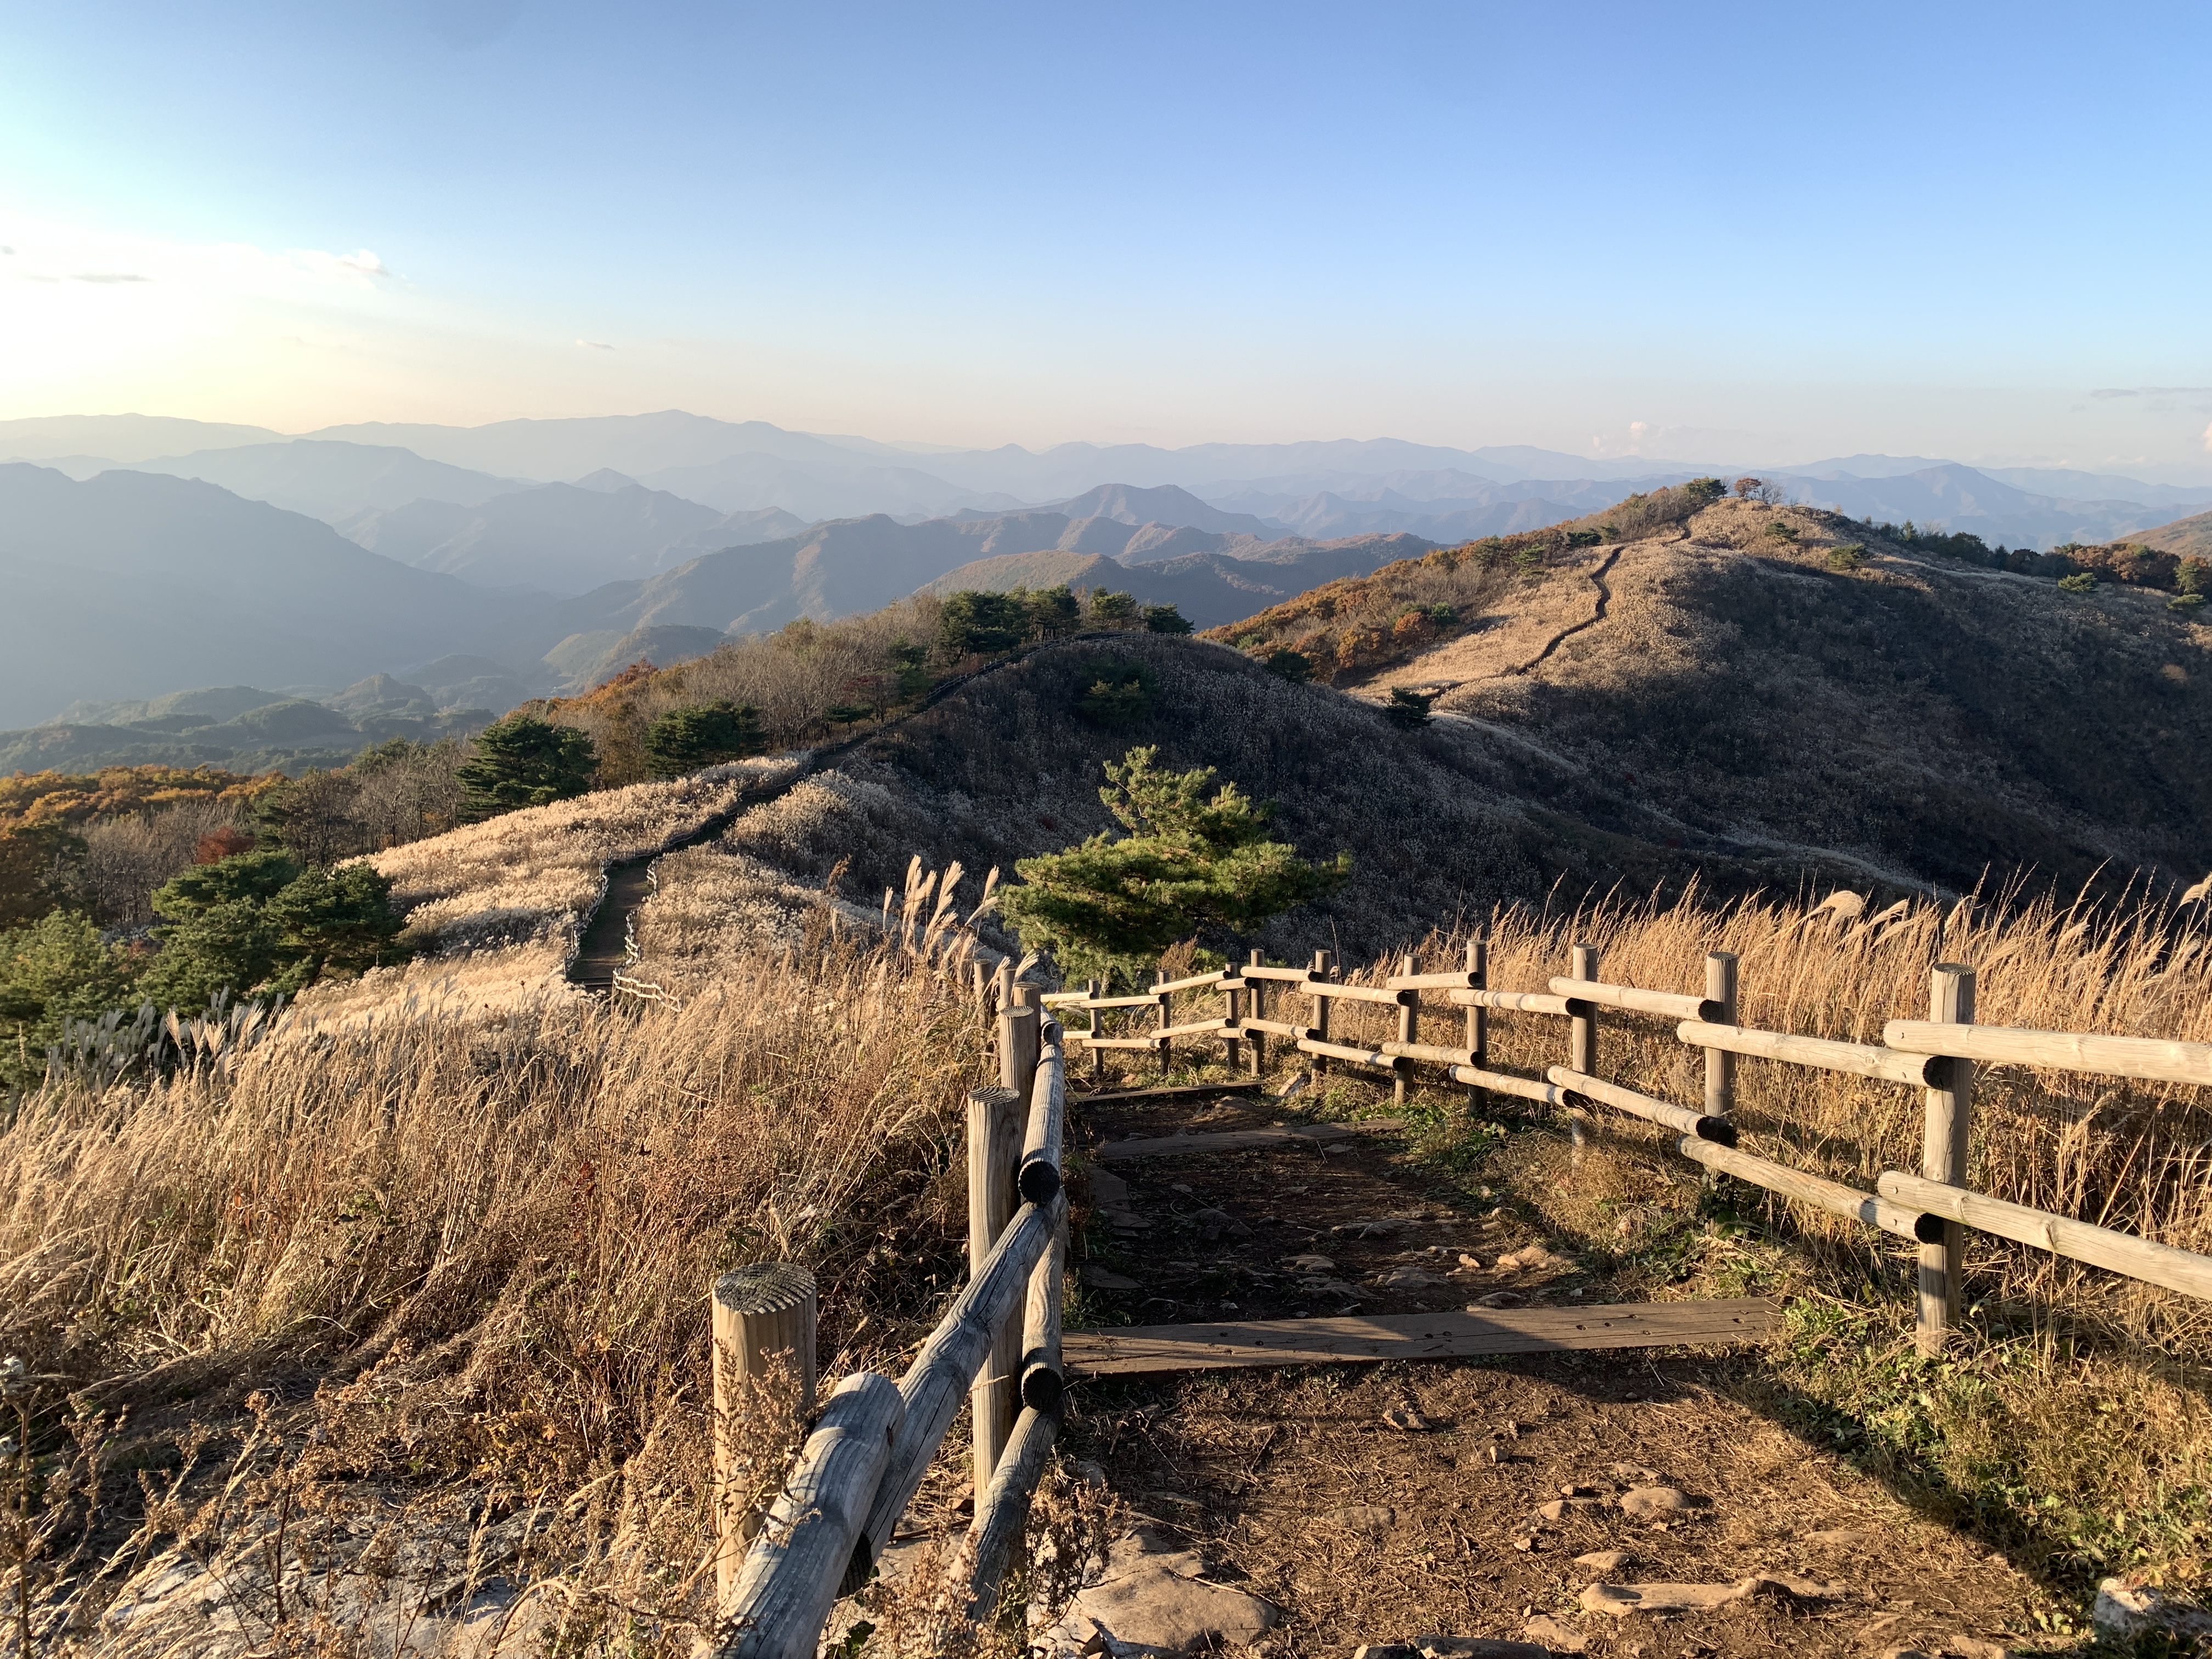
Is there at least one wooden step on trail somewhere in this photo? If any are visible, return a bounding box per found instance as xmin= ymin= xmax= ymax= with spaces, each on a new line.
xmin=1073 ymin=1080 xmax=1266 ymax=1105
xmin=1094 ymin=1118 xmax=1404 ymax=1162
xmin=1063 ymin=1297 xmax=1780 ymax=1376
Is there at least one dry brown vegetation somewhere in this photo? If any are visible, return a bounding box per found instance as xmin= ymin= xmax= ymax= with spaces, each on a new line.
xmin=6 ymin=829 xmax=2212 ymax=1647
xmin=1328 ymin=495 xmax=2212 ymax=899
xmin=13 ymin=874 xmax=2212 ymax=1651
xmin=1201 ymin=479 xmax=1718 ymax=681
xmin=2140 ymin=506 xmax=2212 ymax=562
xmin=539 ymin=599 xmax=945 ymax=786
xmin=1 ymin=927 xmax=1000 ymax=1655
xmin=1061 ymin=882 xmax=2212 ymax=1612
xmin=16 ymin=520 xmax=2212 ymax=1647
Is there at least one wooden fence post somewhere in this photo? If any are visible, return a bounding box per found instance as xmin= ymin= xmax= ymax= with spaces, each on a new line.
xmin=1310 ymin=949 xmax=1334 ymax=1078
xmin=967 ymin=1085 xmax=1024 ymax=1504
xmin=1568 ymin=943 xmax=1599 ymax=1158
xmin=1701 ymin=951 xmax=1739 ymax=1187
xmin=1246 ymin=949 xmax=1266 ymax=1075
xmin=1917 ymin=963 xmax=1976 ymax=1356
xmin=1155 ymin=968 xmax=1171 ymax=1077
xmin=1703 ymin=951 xmax=1739 ymax=1118
xmin=1465 ymin=935 xmax=1488 ymax=1115
xmin=1393 ymin=952 xmax=1417 ymax=1108
xmin=712 ymin=1261 xmax=818 ymax=1604
xmin=1086 ymin=978 xmax=1103 ymax=1082
xmin=998 ymin=991 xmax=1039 ymax=1099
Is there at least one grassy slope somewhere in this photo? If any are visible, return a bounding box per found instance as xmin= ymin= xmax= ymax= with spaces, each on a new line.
xmin=2139 ymin=504 xmax=2212 ymax=560
xmin=1212 ymin=497 xmax=2212 ymax=899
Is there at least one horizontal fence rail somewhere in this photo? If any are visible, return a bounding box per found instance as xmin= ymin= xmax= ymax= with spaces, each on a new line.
xmin=1055 ymin=942 xmax=2212 ymax=1358
xmin=716 ymin=927 xmax=2212 ymax=1654
xmin=709 ymin=969 xmax=1070 ymax=1658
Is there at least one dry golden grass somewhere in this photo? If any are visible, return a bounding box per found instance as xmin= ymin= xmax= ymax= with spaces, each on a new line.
xmin=12 ymin=830 xmax=2212 ymax=1640
xmin=1213 ymin=882 xmax=2212 ymax=1590
xmin=283 ymin=757 xmax=804 ymax=1026
xmin=1312 ymin=883 xmax=2212 ymax=1348
xmin=0 ymin=931 xmax=994 ymax=1653
xmin=365 ymin=757 xmax=792 ymax=957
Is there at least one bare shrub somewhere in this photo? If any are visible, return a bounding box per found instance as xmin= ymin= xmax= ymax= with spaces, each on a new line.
xmin=77 ymin=798 xmax=250 ymax=927
xmin=549 ymin=600 xmax=946 ymax=784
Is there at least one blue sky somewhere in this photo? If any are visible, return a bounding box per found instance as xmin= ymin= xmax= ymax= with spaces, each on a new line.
xmin=4 ymin=1 xmax=2209 ymax=475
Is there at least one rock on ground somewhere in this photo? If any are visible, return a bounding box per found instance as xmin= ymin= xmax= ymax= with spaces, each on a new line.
xmin=1048 ymin=1529 xmax=1279 ymax=1658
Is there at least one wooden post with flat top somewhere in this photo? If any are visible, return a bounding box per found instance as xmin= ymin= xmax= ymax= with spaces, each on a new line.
xmin=1568 ymin=942 xmax=1598 ymax=1159
xmin=999 ymin=986 xmax=1039 ymax=1099
xmin=711 ymin=1261 xmax=817 ymax=1605
xmin=967 ymin=1085 xmax=1024 ymax=1503
xmin=1086 ymin=978 xmax=1103 ymax=1082
xmin=1464 ymin=935 xmax=1488 ymax=1114
xmin=1245 ymin=949 xmax=1266 ymax=1074
xmin=1393 ymin=952 xmax=1417 ymax=1107
xmin=1917 ymin=964 xmax=1976 ymax=1356
xmin=1310 ymin=949 xmax=1334 ymax=1077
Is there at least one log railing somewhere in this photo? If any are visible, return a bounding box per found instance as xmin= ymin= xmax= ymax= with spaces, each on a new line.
xmin=709 ymin=938 xmax=2212 ymax=1653
xmin=707 ymin=963 xmax=1067 ymax=1658
xmin=1044 ymin=941 xmax=2212 ymax=1353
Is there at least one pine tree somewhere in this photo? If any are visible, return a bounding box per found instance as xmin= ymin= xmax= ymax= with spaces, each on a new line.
xmin=998 ymin=746 xmax=1350 ymax=986
xmin=455 ymin=714 xmax=597 ymax=818
xmin=644 ymin=702 xmax=764 ymax=776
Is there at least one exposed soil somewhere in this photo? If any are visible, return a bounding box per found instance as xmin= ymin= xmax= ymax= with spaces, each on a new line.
xmin=1057 ymin=1079 xmax=2046 ymax=1658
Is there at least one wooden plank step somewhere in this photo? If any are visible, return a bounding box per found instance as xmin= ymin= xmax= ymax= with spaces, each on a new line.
xmin=1094 ymin=1118 xmax=1404 ymax=1162
xmin=1062 ymin=1297 xmax=1782 ymax=1376
xmin=1074 ymin=1081 xmax=1265 ymax=1105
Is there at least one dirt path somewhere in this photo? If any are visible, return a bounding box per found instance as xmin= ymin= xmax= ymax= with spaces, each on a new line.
xmin=567 ymin=629 xmax=1144 ymax=994
xmin=1510 ymin=546 xmax=1621 ymax=677
xmin=1059 ymin=1084 xmax=2041 ymax=1658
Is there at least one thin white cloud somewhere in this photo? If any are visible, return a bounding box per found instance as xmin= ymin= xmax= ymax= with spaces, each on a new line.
xmin=288 ymin=247 xmax=393 ymax=284
xmin=2092 ymin=386 xmax=2212 ymax=398
xmin=577 ymin=338 xmax=614 ymax=350
xmin=70 ymin=272 xmax=150 ymax=284
xmin=2202 ymin=419 xmax=2212 ymax=455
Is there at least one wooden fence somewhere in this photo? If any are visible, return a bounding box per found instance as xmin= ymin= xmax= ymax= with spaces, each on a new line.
xmin=706 ymin=963 xmax=1064 ymax=1658
xmin=1043 ymin=941 xmax=2212 ymax=1346
xmin=703 ymin=936 xmax=2212 ymax=1655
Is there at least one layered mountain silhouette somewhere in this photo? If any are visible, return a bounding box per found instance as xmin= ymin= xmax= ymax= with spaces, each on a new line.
xmin=0 ymin=465 xmax=529 ymax=727
xmin=1775 ymin=463 xmax=2208 ymax=548
xmin=99 ymin=441 xmax=522 ymax=521
xmin=11 ymin=411 xmax=2210 ymax=555
xmin=336 ymin=480 xmax=802 ymax=592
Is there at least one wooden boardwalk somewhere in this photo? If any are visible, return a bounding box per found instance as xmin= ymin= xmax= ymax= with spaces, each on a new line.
xmin=1064 ymin=1296 xmax=1781 ymax=1376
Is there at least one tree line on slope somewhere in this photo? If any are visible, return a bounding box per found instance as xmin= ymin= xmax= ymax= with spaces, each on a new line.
xmin=0 ymin=583 xmax=1199 ymax=1079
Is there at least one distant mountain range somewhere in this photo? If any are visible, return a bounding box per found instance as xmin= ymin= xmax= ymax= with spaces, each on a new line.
xmin=1769 ymin=463 xmax=2202 ymax=549
xmin=10 ymin=410 xmax=2212 ymax=738
xmin=7 ymin=672 xmax=510 ymax=777
xmin=0 ymin=464 xmax=529 ymax=728
xmin=11 ymin=411 xmax=2211 ymax=556
xmin=0 ymin=462 xmax=1432 ymax=730
xmin=49 ymin=439 xmax=523 ymax=521
xmin=337 ymin=479 xmax=806 ymax=594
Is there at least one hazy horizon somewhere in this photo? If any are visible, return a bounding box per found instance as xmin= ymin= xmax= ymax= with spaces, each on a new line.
xmin=5 ymin=3 xmax=2210 ymax=481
